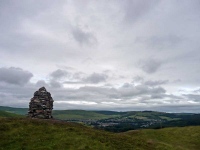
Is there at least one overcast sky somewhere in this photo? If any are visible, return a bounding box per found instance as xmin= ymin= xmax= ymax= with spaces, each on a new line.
xmin=0 ymin=0 xmax=200 ymax=112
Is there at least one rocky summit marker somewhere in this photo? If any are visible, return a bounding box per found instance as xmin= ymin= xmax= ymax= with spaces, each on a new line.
xmin=28 ymin=87 xmax=54 ymax=119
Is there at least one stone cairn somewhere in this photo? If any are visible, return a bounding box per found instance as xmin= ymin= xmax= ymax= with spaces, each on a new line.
xmin=28 ymin=87 xmax=54 ymax=119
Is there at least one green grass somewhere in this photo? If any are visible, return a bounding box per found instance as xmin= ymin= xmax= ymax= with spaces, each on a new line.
xmin=0 ymin=110 xmax=23 ymax=118
xmin=0 ymin=106 xmax=28 ymax=115
xmin=1 ymin=118 xmax=200 ymax=150
xmin=124 ymin=126 xmax=200 ymax=150
xmin=159 ymin=116 xmax=180 ymax=121
xmin=53 ymin=110 xmax=117 ymax=120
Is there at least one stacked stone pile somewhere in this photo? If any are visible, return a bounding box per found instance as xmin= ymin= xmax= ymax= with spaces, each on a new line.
xmin=28 ymin=87 xmax=54 ymax=119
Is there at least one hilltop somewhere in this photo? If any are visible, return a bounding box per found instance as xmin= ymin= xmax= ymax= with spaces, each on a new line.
xmin=1 ymin=118 xmax=200 ymax=150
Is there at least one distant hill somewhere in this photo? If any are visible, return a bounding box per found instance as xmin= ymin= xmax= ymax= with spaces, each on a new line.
xmin=0 ymin=110 xmax=23 ymax=118
xmin=53 ymin=110 xmax=120 ymax=120
xmin=52 ymin=110 xmax=188 ymax=121
xmin=1 ymin=118 xmax=200 ymax=150
xmin=0 ymin=106 xmax=195 ymax=121
xmin=1 ymin=106 xmax=200 ymax=132
xmin=0 ymin=106 xmax=28 ymax=115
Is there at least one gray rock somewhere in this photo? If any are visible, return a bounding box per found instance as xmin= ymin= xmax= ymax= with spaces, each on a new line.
xmin=28 ymin=87 xmax=54 ymax=119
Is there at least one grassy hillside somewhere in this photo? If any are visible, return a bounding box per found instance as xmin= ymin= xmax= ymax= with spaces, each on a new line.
xmin=52 ymin=110 xmax=182 ymax=121
xmin=0 ymin=106 xmax=195 ymax=121
xmin=0 ymin=106 xmax=28 ymax=115
xmin=124 ymin=126 xmax=200 ymax=150
xmin=1 ymin=118 xmax=200 ymax=150
xmin=0 ymin=107 xmax=119 ymax=120
xmin=0 ymin=110 xmax=23 ymax=118
xmin=53 ymin=110 xmax=118 ymax=120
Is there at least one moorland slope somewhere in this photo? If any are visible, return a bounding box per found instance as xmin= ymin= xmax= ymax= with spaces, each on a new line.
xmin=1 ymin=118 xmax=200 ymax=150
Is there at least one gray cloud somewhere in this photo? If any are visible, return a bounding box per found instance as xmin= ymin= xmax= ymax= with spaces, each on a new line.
xmin=51 ymin=70 xmax=108 ymax=84
xmin=72 ymin=27 xmax=97 ymax=45
xmin=119 ymin=84 xmax=166 ymax=98
xmin=144 ymin=80 xmax=168 ymax=86
xmin=150 ymin=94 xmax=164 ymax=99
xmin=0 ymin=1 xmax=200 ymax=112
xmin=133 ymin=76 xmax=144 ymax=82
xmin=49 ymin=69 xmax=70 ymax=88
xmin=0 ymin=73 xmax=194 ymax=113
xmin=49 ymin=80 xmax=63 ymax=88
xmin=139 ymin=59 xmax=162 ymax=74
xmin=193 ymin=88 xmax=200 ymax=93
xmin=50 ymin=69 xmax=69 ymax=80
xmin=35 ymin=80 xmax=49 ymax=88
xmin=51 ymin=82 xmax=167 ymax=104
xmin=50 ymin=70 xmax=109 ymax=85
xmin=183 ymin=94 xmax=200 ymax=102
xmin=135 ymin=35 xmax=182 ymax=49
xmin=72 ymin=72 xmax=82 ymax=79
xmin=123 ymin=0 xmax=160 ymax=23
xmin=0 ymin=67 xmax=33 ymax=85
xmin=83 ymin=73 xmax=108 ymax=83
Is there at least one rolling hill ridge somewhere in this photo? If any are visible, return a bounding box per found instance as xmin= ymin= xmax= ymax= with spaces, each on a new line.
xmin=1 ymin=106 xmax=200 ymax=132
